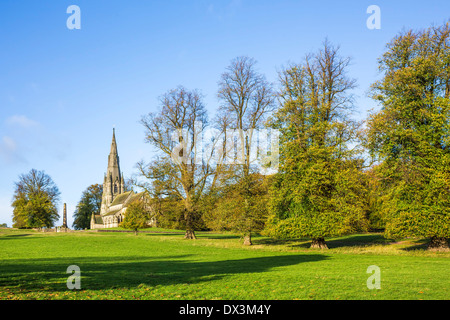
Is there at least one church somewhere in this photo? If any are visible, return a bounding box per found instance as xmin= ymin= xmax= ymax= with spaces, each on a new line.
xmin=90 ymin=129 xmax=149 ymax=229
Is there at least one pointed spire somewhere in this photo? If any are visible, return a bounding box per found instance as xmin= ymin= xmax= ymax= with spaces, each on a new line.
xmin=110 ymin=128 xmax=118 ymax=154
xmin=102 ymin=128 xmax=123 ymax=209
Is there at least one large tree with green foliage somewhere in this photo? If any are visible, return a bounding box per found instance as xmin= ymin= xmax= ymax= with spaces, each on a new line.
xmin=72 ymin=184 xmax=103 ymax=230
xmin=366 ymin=23 xmax=450 ymax=250
xmin=120 ymin=200 xmax=150 ymax=235
xmin=12 ymin=169 xmax=60 ymax=229
xmin=203 ymin=173 xmax=270 ymax=241
xmin=264 ymin=41 xmax=368 ymax=248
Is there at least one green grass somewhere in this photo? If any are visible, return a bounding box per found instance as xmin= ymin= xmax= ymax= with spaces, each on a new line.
xmin=0 ymin=228 xmax=448 ymax=300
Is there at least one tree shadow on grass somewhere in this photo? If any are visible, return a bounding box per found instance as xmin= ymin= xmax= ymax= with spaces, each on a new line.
xmin=253 ymin=238 xmax=308 ymax=246
xmin=399 ymin=239 xmax=429 ymax=251
xmin=253 ymin=234 xmax=391 ymax=249
xmin=0 ymin=233 xmax=38 ymax=240
xmin=197 ymin=234 xmax=242 ymax=240
xmin=321 ymin=234 xmax=391 ymax=249
xmin=140 ymin=232 xmax=242 ymax=240
xmin=141 ymin=233 xmax=185 ymax=237
xmin=0 ymin=253 xmax=328 ymax=294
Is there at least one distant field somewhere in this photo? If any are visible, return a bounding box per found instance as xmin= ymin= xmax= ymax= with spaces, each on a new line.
xmin=0 ymin=228 xmax=448 ymax=300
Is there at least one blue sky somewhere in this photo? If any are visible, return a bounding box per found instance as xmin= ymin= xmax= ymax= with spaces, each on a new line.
xmin=0 ymin=0 xmax=449 ymax=227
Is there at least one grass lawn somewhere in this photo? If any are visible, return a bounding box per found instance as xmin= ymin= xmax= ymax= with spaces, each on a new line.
xmin=0 ymin=228 xmax=448 ymax=300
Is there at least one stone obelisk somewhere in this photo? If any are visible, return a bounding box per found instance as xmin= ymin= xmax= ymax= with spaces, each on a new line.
xmin=62 ymin=203 xmax=68 ymax=229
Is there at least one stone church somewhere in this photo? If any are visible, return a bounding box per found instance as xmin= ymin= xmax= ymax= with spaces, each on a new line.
xmin=90 ymin=129 xmax=148 ymax=229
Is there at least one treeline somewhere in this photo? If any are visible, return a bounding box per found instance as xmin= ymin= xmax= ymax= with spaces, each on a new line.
xmin=11 ymin=22 xmax=450 ymax=250
xmin=135 ymin=22 xmax=450 ymax=250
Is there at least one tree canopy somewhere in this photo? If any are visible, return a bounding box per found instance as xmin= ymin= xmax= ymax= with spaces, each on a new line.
xmin=72 ymin=184 xmax=103 ymax=230
xmin=264 ymin=41 xmax=368 ymax=248
xmin=120 ymin=200 xmax=151 ymax=235
xmin=366 ymin=22 xmax=450 ymax=249
xmin=12 ymin=169 xmax=61 ymax=229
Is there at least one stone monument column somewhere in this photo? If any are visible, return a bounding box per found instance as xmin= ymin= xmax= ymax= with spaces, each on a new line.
xmin=62 ymin=203 xmax=68 ymax=229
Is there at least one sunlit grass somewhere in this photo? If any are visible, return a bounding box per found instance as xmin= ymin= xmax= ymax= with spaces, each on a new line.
xmin=0 ymin=228 xmax=448 ymax=300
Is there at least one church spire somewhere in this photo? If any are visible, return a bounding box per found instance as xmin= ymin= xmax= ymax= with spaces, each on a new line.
xmin=102 ymin=128 xmax=123 ymax=207
xmin=108 ymin=128 xmax=120 ymax=174
xmin=111 ymin=128 xmax=118 ymax=155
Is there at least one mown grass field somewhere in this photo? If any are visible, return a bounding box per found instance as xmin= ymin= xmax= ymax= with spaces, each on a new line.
xmin=0 ymin=228 xmax=448 ymax=300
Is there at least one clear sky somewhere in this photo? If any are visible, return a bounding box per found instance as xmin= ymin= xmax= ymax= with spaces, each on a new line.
xmin=1 ymin=0 xmax=449 ymax=227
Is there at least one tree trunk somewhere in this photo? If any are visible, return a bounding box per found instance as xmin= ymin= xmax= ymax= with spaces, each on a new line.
xmin=310 ymin=238 xmax=328 ymax=249
xmin=184 ymin=212 xmax=196 ymax=239
xmin=183 ymin=201 xmax=196 ymax=240
xmin=185 ymin=229 xmax=196 ymax=240
xmin=428 ymin=237 xmax=449 ymax=251
xmin=243 ymin=233 xmax=252 ymax=246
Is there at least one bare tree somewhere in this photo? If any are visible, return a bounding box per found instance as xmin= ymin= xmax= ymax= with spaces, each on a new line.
xmin=138 ymin=86 xmax=222 ymax=239
xmin=217 ymin=56 xmax=276 ymax=245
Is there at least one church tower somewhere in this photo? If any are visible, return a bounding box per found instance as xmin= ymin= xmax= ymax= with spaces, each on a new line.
xmin=101 ymin=129 xmax=125 ymax=212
